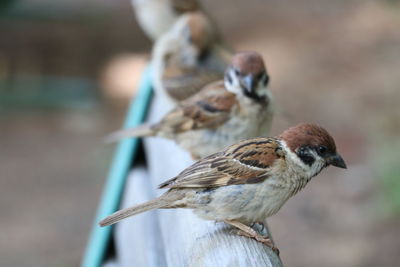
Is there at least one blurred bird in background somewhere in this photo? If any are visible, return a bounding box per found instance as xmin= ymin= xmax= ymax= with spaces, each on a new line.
xmin=106 ymin=51 xmax=273 ymax=159
xmin=131 ymin=0 xmax=200 ymax=41
xmin=151 ymin=11 xmax=232 ymax=106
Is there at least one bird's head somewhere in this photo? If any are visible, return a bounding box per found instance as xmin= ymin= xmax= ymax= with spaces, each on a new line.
xmin=172 ymin=12 xmax=214 ymax=66
xmin=280 ymin=123 xmax=347 ymax=177
xmin=224 ymin=51 xmax=270 ymax=103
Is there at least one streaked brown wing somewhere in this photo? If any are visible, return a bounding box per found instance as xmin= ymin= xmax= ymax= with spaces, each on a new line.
xmin=159 ymin=138 xmax=284 ymax=189
xmin=156 ymin=82 xmax=236 ymax=133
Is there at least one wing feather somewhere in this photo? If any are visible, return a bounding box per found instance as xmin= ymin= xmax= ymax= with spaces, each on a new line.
xmin=156 ymin=82 xmax=236 ymax=134
xmin=159 ymin=138 xmax=284 ymax=189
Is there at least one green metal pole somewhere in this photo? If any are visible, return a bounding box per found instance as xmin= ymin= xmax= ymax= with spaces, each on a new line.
xmin=82 ymin=65 xmax=153 ymax=267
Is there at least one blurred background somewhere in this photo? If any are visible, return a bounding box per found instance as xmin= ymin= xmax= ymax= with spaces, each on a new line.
xmin=1 ymin=0 xmax=399 ymax=266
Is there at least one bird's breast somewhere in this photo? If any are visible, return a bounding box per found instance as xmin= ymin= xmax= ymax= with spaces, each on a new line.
xmin=193 ymin=178 xmax=294 ymax=223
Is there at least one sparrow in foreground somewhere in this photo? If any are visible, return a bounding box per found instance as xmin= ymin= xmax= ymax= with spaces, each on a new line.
xmin=152 ymin=11 xmax=231 ymax=103
xmin=100 ymin=123 xmax=347 ymax=253
xmin=132 ymin=0 xmax=200 ymax=41
xmin=106 ymin=51 xmax=272 ymax=159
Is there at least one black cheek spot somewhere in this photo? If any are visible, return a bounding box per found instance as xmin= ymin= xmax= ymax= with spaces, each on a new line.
xmin=298 ymin=154 xmax=315 ymax=166
xmin=263 ymin=75 xmax=270 ymax=86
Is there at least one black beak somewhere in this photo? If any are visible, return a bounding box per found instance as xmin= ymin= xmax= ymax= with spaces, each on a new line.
xmin=327 ymin=154 xmax=347 ymax=169
xmin=243 ymin=75 xmax=257 ymax=93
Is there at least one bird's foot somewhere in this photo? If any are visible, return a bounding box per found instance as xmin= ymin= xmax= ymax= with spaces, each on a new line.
xmin=234 ymin=229 xmax=279 ymax=255
xmin=225 ymin=220 xmax=279 ymax=255
xmin=250 ymin=221 xmax=265 ymax=233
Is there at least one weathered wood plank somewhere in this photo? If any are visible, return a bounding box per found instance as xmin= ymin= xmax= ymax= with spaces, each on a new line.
xmin=115 ymin=167 xmax=167 ymax=267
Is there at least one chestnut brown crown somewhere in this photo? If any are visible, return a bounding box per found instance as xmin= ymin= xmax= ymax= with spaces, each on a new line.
xmin=184 ymin=12 xmax=214 ymax=50
xmin=231 ymin=51 xmax=267 ymax=76
xmin=280 ymin=123 xmax=336 ymax=152
xmin=280 ymin=123 xmax=347 ymax=169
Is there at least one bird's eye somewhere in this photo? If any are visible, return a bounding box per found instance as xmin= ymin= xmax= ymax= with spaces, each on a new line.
xmin=317 ymin=145 xmax=327 ymax=155
xmin=234 ymin=69 xmax=240 ymax=76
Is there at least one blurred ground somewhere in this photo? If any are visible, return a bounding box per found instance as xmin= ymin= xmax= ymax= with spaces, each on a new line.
xmin=1 ymin=0 xmax=400 ymax=266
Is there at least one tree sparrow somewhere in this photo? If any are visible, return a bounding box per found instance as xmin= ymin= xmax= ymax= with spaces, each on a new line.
xmin=106 ymin=51 xmax=272 ymax=159
xmin=131 ymin=0 xmax=200 ymax=41
xmin=152 ymin=11 xmax=231 ymax=104
xmin=100 ymin=123 xmax=347 ymax=253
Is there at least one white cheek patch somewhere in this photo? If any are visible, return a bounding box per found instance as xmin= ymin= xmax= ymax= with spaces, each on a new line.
xmin=280 ymin=141 xmax=308 ymax=170
xmin=307 ymin=150 xmax=326 ymax=177
xmin=224 ymin=70 xmax=242 ymax=95
xmin=280 ymin=141 xmax=326 ymax=178
xmin=256 ymin=83 xmax=271 ymax=98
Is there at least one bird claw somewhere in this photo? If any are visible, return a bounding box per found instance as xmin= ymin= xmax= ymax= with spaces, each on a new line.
xmin=252 ymin=221 xmax=265 ymax=233
xmin=232 ymin=229 xmax=280 ymax=255
xmin=270 ymin=245 xmax=280 ymax=256
xmin=254 ymin=235 xmax=280 ymax=255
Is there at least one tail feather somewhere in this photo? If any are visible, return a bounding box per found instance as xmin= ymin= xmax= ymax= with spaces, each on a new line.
xmin=99 ymin=198 xmax=165 ymax=227
xmin=104 ymin=124 xmax=156 ymax=143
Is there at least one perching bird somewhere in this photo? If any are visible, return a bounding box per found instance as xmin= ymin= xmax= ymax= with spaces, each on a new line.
xmin=100 ymin=123 xmax=347 ymax=253
xmin=106 ymin=51 xmax=272 ymax=159
xmin=131 ymin=0 xmax=200 ymax=41
xmin=152 ymin=11 xmax=231 ymax=104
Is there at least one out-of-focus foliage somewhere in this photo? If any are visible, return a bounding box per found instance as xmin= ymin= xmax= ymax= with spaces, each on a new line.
xmin=0 ymin=0 xmax=15 ymax=13
xmin=377 ymin=145 xmax=400 ymax=216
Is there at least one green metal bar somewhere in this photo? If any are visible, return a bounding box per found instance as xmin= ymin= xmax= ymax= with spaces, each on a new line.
xmin=82 ymin=65 xmax=153 ymax=267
